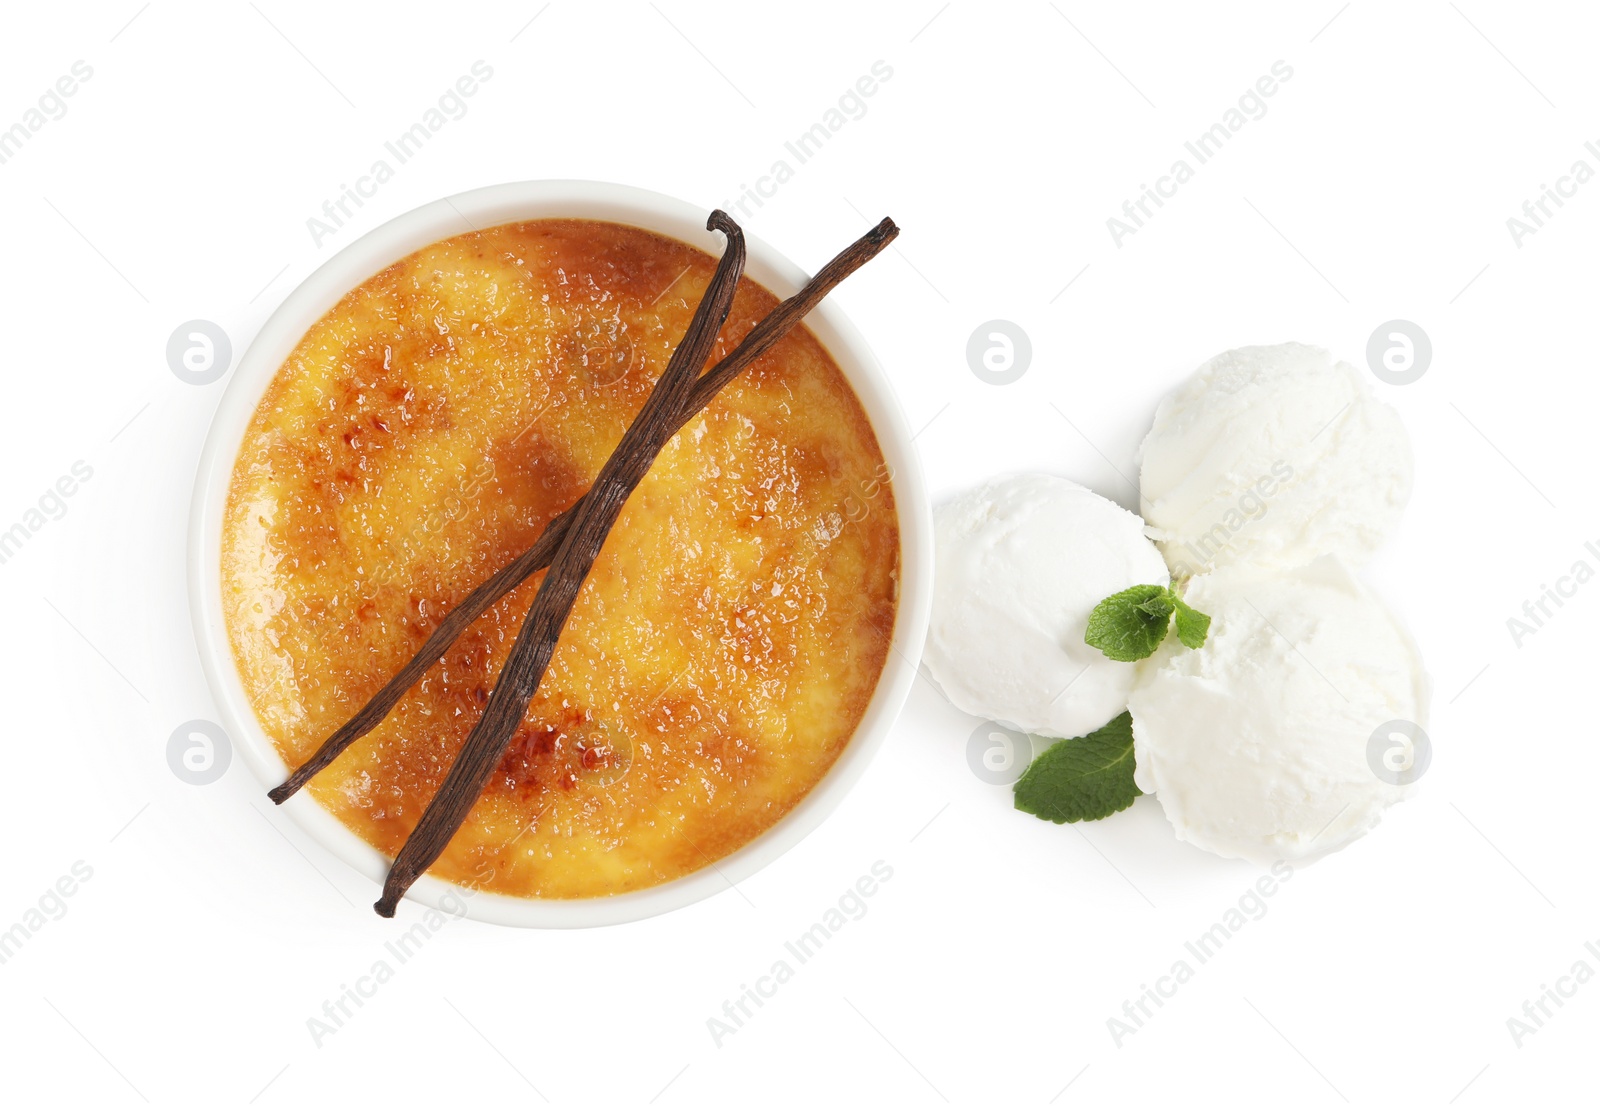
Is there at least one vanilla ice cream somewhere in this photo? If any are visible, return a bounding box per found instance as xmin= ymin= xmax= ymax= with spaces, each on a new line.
xmin=1138 ymin=343 xmax=1412 ymax=577
xmin=926 ymin=474 xmax=1168 ymax=738
xmin=1128 ymin=556 xmax=1429 ymax=864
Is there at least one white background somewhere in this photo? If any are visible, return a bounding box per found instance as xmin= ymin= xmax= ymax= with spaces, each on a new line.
xmin=0 ymin=1 xmax=1592 ymax=1103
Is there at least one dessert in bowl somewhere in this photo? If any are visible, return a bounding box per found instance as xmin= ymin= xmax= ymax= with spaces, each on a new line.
xmin=189 ymin=181 xmax=930 ymax=926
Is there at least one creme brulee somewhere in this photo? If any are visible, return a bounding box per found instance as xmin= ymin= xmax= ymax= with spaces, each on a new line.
xmin=222 ymin=220 xmax=899 ymax=899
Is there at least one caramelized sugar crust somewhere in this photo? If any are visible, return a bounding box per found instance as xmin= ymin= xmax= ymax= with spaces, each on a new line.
xmin=223 ymin=220 xmax=899 ymax=898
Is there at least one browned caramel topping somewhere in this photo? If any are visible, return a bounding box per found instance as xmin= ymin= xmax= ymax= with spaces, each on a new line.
xmin=224 ymin=220 xmax=899 ymax=899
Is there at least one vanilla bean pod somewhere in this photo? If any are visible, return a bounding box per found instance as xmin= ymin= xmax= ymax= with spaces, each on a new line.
xmin=373 ymin=211 xmax=747 ymax=915
xmin=270 ymin=217 xmax=899 ymax=806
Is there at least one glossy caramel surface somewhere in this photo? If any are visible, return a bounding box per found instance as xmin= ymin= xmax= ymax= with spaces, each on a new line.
xmin=222 ymin=220 xmax=898 ymax=898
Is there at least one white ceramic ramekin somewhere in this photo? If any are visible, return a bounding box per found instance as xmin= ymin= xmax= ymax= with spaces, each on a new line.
xmin=188 ymin=180 xmax=931 ymax=928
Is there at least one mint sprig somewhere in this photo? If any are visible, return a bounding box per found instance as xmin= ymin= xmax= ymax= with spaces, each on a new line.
xmin=1171 ymin=595 xmax=1211 ymax=649
xmin=1013 ymin=711 xmax=1141 ymax=823
xmin=1085 ymin=584 xmax=1211 ymax=661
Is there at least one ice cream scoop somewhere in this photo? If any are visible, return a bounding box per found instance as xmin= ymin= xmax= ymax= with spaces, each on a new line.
xmin=1128 ymin=556 xmax=1429 ymax=864
xmin=1138 ymin=343 xmax=1411 ymax=577
xmin=926 ymin=474 xmax=1168 ymax=739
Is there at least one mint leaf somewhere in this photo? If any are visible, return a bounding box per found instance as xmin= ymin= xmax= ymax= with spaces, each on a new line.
xmin=1013 ymin=711 xmax=1141 ymax=824
xmin=1172 ymin=596 xmax=1211 ymax=649
xmin=1085 ymin=584 xmax=1212 ymax=661
xmin=1084 ymin=584 xmax=1172 ymax=661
